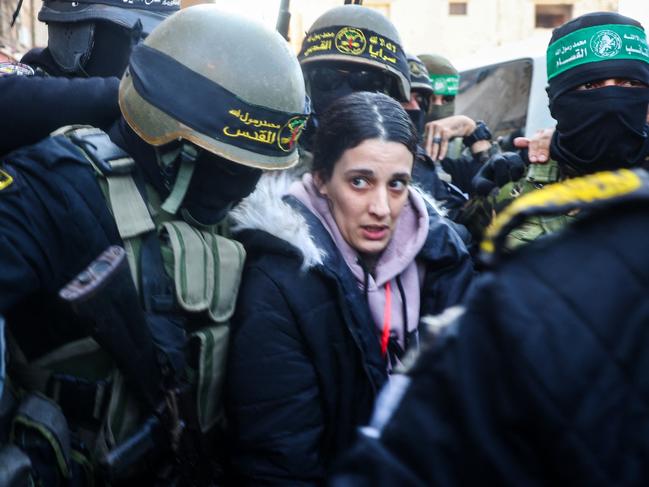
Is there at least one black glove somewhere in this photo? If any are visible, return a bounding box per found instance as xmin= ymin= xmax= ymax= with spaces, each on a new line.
xmin=471 ymin=152 xmax=526 ymax=196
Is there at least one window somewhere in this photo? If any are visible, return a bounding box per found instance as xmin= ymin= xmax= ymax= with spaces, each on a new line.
xmin=457 ymin=59 xmax=534 ymax=139
xmin=535 ymin=4 xmax=573 ymax=29
xmin=449 ymin=2 xmax=468 ymax=15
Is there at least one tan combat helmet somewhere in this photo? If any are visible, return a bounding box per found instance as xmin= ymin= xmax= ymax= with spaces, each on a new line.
xmin=119 ymin=5 xmax=310 ymax=170
xmin=298 ymin=5 xmax=410 ymax=102
xmin=418 ymin=53 xmax=460 ymax=96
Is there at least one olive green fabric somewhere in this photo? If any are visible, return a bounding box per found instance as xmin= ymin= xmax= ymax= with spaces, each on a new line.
xmin=190 ymin=325 xmax=229 ymax=433
xmin=418 ymin=53 xmax=459 ymax=76
xmin=161 ymin=221 xmax=246 ymax=322
xmin=459 ymin=159 xmax=570 ymax=247
xmin=494 ymin=160 xmax=572 ymax=251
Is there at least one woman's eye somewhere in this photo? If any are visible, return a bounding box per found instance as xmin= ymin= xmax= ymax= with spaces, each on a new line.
xmin=351 ymin=177 xmax=369 ymax=189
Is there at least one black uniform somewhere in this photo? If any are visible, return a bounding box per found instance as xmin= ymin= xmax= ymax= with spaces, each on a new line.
xmin=0 ymin=47 xmax=120 ymax=156
xmin=0 ymin=133 xmax=123 ymax=355
xmin=330 ymin=168 xmax=649 ymax=486
xmin=0 ymin=74 xmax=120 ymax=157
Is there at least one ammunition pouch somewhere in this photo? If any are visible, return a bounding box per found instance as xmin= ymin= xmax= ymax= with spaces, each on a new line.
xmin=11 ymin=393 xmax=71 ymax=486
xmin=161 ymin=221 xmax=244 ymax=432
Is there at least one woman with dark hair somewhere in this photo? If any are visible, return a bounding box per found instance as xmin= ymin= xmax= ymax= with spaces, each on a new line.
xmin=225 ymin=92 xmax=474 ymax=485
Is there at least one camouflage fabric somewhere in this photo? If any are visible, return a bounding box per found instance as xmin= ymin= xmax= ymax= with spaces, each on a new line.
xmin=500 ymin=160 xmax=574 ymax=250
xmin=458 ymin=159 xmax=572 ymax=247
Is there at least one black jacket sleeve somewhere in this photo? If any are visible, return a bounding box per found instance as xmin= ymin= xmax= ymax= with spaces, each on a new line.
xmin=0 ymin=76 xmax=120 ymax=155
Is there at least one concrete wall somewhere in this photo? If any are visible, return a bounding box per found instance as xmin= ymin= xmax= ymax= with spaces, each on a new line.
xmin=0 ymin=0 xmax=624 ymax=60
xmin=288 ymin=0 xmax=619 ymax=61
xmin=0 ymin=0 xmax=47 ymax=59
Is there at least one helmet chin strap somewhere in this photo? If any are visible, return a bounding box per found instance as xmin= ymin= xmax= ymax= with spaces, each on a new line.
xmin=160 ymin=143 xmax=198 ymax=215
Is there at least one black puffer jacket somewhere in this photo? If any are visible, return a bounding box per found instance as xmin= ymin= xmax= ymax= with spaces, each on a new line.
xmin=330 ymin=182 xmax=649 ymax=486
xmin=225 ymin=174 xmax=474 ymax=486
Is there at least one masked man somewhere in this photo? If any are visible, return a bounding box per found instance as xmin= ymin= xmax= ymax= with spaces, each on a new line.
xmin=330 ymin=11 xmax=649 ymax=486
xmin=0 ymin=6 xmax=309 ymax=485
xmin=0 ymin=0 xmax=179 ymax=155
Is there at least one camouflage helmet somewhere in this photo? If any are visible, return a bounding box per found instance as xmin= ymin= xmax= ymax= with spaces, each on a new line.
xmin=407 ymin=53 xmax=433 ymax=95
xmin=119 ymin=5 xmax=310 ymax=170
xmin=298 ymin=5 xmax=410 ymax=102
xmin=418 ymin=53 xmax=460 ymax=96
xmin=38 ymin=0 xmax=180 ymax=36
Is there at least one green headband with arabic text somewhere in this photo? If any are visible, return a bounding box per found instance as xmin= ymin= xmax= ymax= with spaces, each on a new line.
xmin=547 ymin=23 xmax=649 ymax=80
xmin=429 ymin=74 xmax=459 ymax=95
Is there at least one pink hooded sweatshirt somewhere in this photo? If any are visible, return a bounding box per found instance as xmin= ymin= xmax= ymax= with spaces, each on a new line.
xmin=289 ymin=173 xmax=430 ymax=367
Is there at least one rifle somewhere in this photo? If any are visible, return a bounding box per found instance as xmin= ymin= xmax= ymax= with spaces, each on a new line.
xmin=59 ymin=246 xmax=162 ymax=409
xmin=60 ymin=246 xmax=207 ymax=483
xmin=276 ymin=0 xmax=291 ymax=41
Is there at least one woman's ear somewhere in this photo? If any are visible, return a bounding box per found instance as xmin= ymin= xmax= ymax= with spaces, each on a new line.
xmin=313 ymin=171 xmax=328 ymax=197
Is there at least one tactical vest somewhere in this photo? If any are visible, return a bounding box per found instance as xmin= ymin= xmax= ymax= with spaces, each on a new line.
xmin=5 ymin=125 xmax=245 ymax=483
xmin=495 ymin=159 xmax=574 ymax=251
xmin=480 ymin=167 xmax=649 ymax=265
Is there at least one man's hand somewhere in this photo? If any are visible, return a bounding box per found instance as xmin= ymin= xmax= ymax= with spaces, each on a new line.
xmin=471 ymin=152 xmax=526 ymax=196
xmin=424 ymin=115 xmax=486 ymax=160
xmin=513 ymin=128 xmax=554 ymax=163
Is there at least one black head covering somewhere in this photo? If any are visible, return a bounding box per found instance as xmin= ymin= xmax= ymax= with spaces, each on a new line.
xmin=547 ymin=11 xmax=649 ymax=101
xmin=547 ymin=11 xmax=649 ymax=174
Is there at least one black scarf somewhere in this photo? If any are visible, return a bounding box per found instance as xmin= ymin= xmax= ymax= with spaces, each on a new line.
xmin=550 ymin=86 xmax=649 ymax=174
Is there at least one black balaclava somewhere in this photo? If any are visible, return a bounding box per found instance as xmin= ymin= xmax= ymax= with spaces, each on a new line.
xmin=47 ymin=19 xmax=141 ymax=77
xmin=405 ymin=108 xmax=425 ymax=138
xmin=547 ymin=12 xmax=649 ymax=174
xmin=110 ymin=117 xmax=261 ymax=227
xmin=83 ymin=20 xmax=141 ymax=77
xmin=406 ymin=54 xmax=433 ymax=137
xmin=179 ymin=152 xmax=261 ymax=227
xmin=307 ymin=73 xmax=355 ymax=117
xmin=427 ymin=103 xmax=455 ymax=122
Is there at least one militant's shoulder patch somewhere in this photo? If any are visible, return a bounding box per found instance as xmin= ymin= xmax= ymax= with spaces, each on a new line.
xmin=480 ymin=168 xmax=649 ymax=264
xmin=0 ymin=168 xmax=13 ymax=191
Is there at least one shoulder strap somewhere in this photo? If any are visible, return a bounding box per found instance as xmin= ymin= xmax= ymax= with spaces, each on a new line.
xmin=480 ymin=168 xmax=649 ymax=264
xmin=56 ymin=126 xmax=155 ymax=287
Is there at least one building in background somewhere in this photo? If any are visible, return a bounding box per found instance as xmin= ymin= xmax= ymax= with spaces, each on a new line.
xmin=287 ymin=0 xmax=619 ymax=61
xmin=0 ymin=0 xmax=47 ymax=59
xmin=0 ymin=0 xmax=633 ymax=61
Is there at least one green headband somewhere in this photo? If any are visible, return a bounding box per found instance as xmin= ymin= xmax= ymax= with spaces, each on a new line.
xmin=547 ymin=23 xmax=649 ymax=80
xmin=429 ymin=74 xmax=459 ymax=95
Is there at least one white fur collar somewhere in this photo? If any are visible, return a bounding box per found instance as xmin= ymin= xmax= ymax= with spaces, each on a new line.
xmin=229 ymin=171 xmax=326 ymax=270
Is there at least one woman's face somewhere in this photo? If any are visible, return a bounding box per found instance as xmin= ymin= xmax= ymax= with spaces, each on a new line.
xmin=316 ymin=138 xmax=414 ymax=255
